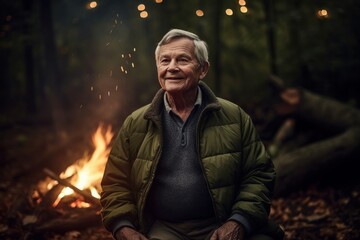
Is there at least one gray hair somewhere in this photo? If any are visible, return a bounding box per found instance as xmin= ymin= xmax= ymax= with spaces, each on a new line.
xmin=155 ymin=29 xmax=209 ymax=67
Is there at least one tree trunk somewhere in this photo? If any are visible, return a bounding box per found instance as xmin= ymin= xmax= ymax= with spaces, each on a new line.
xmin=22 ymin=0 xmax=36 ymax=113
xmin=213 ymin=0 xmax=223 ymax=95
xmin=0 ymin=49 xmax=11 ymax=110
xmin=273 ymin=89 xmax=360 ymax=196
xmin=39 ymin=0 xmax=67 ymax=138
xmin=262 ymin=0 xmax=278 ymax=75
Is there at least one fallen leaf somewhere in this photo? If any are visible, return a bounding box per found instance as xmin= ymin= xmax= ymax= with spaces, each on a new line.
xmin=0 ymin=224 xmax=8 ymax=233
xmin=335 ymin=223 xmax=347 ymax=229
xmin=65 ymin=231 xmax=81 ymax=240
xmin=305 ymin=214 xmax=328 ymax=222
xmin=22 ymin=215 xmax=37 ymax=225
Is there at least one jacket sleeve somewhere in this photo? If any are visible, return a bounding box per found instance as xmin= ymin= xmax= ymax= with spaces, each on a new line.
xmin=232 ymin=108 xmax=275 ymax=231
xmin=100 ymin=116 xmax=139 ymax=233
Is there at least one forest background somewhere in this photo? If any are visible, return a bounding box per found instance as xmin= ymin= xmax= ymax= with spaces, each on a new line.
xmin=2 ymin=0 xmax=359 ymax=129
xmin=1 ymin=0 xmax=360 ymax=239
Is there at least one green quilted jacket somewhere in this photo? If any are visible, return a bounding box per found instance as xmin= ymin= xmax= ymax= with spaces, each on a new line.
xmin=100 ymin=82 xmax=275 ymax=234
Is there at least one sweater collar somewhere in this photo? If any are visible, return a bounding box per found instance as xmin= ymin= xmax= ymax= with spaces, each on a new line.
xmin=163 ymin=87 xmax=202 ymax=113
xmin=144 ymin=81 xmax=221 ymax=120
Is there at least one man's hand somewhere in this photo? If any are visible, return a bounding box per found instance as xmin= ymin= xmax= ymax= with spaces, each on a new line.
xmin=115 ymin=227 xmax=149 ymax=240
xmin=210 ymin=220 xmax=245 ymax=240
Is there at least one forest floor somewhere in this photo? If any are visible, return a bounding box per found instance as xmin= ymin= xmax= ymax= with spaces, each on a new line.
xmin=0 ymin=122 xmax=359 ymax=240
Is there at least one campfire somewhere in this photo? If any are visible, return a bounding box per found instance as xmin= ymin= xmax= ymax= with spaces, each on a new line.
xmin=20 ymin=124 xmax=114 ymax=236
xmin=36 ymin=124 xmax=114 ymax=208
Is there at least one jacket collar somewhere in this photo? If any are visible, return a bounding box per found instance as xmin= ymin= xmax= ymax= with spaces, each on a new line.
xmin=144 ymin=81 xmax=221 ymax=120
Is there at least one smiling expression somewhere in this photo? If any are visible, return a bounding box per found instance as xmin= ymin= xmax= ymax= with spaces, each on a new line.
xmin=156 ymin=38 xmax=209 ymax=95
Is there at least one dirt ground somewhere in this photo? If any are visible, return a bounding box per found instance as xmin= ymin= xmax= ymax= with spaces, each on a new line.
xmin=0 ymin=122 xmax=359 ymax=240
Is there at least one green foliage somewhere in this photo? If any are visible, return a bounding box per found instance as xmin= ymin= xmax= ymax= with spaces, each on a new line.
xmin=1 ymin=0 xmax=359 ymax=124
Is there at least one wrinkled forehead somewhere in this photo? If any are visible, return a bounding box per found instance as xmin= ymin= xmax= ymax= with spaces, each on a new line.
xmin=158 ymin=38 xmax=195 ymax=57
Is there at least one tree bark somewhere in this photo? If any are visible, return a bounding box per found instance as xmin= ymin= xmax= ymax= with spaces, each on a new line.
xmin=213 ymin=0 xmax=223 ymax=95
xmin=39 ymin=0 xmax=67 ymax=139
xmin=22 ymin=0 xmax=36 ymax=113
xmin=273 ymin=89 xmax=360 ymax=196
xmin=262 ymin=0 xmax=278 ymax=75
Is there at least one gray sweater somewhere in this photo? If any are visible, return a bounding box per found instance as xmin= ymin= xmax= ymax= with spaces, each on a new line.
xmin=146 ymin=99 xmax=214 ymax=221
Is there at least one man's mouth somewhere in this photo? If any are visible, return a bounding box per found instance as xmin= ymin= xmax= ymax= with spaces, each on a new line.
xmin=166 ymin=77 xmax=184 ymax=81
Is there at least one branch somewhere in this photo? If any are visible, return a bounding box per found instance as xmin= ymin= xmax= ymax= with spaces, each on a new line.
xmin=43 ymin=168 xmax=100 ymax=206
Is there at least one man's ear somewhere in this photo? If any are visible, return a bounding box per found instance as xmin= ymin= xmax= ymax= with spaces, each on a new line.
xmin=199 ymin=61 xmax=210 ymax=80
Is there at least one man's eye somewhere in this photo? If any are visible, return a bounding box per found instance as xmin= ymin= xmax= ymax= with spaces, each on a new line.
xmin=178 ymin=58 xmax=189 ymax=64
xmin=160 ymin=59 xmax=170 ymax=64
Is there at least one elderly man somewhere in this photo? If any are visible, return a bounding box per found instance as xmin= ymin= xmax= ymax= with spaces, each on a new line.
xmin=101 ymin=29 xmax=282 ymax=240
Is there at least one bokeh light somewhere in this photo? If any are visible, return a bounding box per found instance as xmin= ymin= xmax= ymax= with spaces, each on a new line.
xmin=240 ymin=6 xmax=248 ymax=13
xmin=140 ymin=11 xmax=149 ymax=18
xmin=88 ymin=1 xmax=97 ymax=9
xmin=317 ymin=9 xmax=329 ymax=18
xmin=196 ymin=10 xmax=204 ymax=17
xmin=137 ymin=4 xmax=145 ymax=11
xmin=239 ymin=0 xmax=246 ymax=6
xmin=225 ymin=9 xmax=233 ymax=16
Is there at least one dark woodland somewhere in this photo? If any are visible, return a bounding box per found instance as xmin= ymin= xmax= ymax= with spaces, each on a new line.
xmin=1 ymin=0 xmax=360 ymax=239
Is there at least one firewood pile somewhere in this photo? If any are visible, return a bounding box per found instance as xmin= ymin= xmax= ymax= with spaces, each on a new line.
xmin=1 ymin=167 xmax=105 ymax=240
xmin=0 ymin=124 xmax=114 ymax=239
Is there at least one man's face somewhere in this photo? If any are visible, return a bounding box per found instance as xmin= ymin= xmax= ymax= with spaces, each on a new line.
xmin=156 ymin=38 xmax=208 ymax=95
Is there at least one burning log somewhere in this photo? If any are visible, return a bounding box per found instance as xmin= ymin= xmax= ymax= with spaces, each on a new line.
xmin=2 ymin=125 xmax=113 ymax=239
xmin=43 ymin=168 xmax=100 ymax=207
xmin=21 ymin=210 xmax=102 ymax=239
xmin=32 ymin=210 xmax=102 ymax=234
xmin=37 ymin=183 xmax=65 ymax=209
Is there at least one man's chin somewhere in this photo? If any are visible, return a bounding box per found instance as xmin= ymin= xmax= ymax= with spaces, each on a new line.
xmin=164 ymin=80 xmax=183 ymax=87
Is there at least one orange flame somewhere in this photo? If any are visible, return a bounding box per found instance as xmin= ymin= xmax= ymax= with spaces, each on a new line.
xmin=50 ymin=124 xmax=114 ymax=207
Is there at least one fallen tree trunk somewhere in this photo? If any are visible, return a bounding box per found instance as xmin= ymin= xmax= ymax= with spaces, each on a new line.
xmin=270 ymin=79 xmax=360 ymax=196
xmin=273 ymin=128 xmax=360 ymax=196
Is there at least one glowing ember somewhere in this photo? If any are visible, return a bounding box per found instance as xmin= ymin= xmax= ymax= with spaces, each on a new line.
xmin=47 ymin=124 xmax=113 ymax=207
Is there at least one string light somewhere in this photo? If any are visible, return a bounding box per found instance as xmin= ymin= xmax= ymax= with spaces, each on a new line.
xmin=88 ymin=1 xmax=97 ymax=9
xmin=137 ymin=4 xmax=145 ymax=11
xmin=317 ymin=9 xmax=329 ymax=19
xmin=225 ymin=9 xmax=233 ymax=16
xmin=140 ymin=11 xmax=149 ymax=18
xmin=238 ymin=0 xmax=246 ymax=6
xmin=196 ymin=10 xmax=204 ymax=17
xmin=240 ymin=6 xmax=248 ymax=13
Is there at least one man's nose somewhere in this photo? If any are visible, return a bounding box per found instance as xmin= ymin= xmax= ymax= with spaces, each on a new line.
xmin=167 ymin=59 xmax=179 ymax=71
